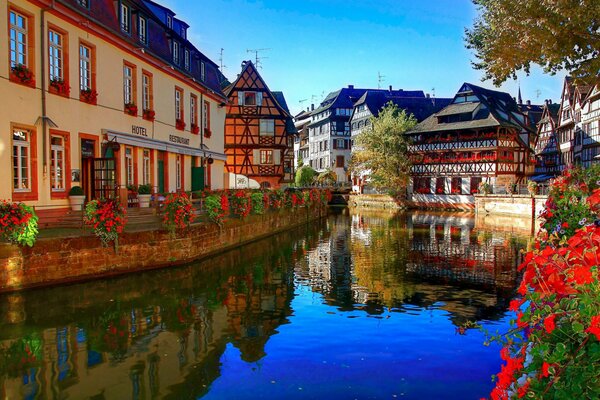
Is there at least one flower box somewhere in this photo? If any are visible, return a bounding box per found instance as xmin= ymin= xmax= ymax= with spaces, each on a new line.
xmin=124 ymin=103 xmax=138 ymax=116
xmin=10 ymin=64 xmax=35 ymax=86
xmin=175 ymin=119 xmax=186 ymax=130
xmin=191 ymin=124 xmax=200 ymax=134
xmin=80 ymin=89 xmax=98 ymax=104
xmin=49 ymin=78 xmax=70 ymax=96
xmin=143 ymin=109 xmax=155 ymax=121
xmin=204 ymin=128 xmax=211 ymax=138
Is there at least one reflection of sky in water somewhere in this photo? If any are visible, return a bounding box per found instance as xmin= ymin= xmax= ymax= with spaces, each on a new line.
xmin=205 ymin=285 xmax=514 ymax=400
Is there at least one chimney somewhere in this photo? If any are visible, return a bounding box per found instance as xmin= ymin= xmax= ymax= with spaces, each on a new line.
xmin=348 ymin=85 xmax=354 ymax=89
xmin=311 ymin=103 xmax=314 ymax=111
xmin=526 ymin=100 xmax=531 ymax=105
xmin=426 ymin=93 xmax=430 ymax=98
xmin=389 ymin=85 xmax=392 ymax=92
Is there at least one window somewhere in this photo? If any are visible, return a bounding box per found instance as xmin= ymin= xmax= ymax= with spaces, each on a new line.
xmin=336 ymin=155 xmax=344 ymax=168
xmin=260 ymin=150 xmax=273 ymax=164
xmin=190 ymin=94 xmax=198 ymax=128
xmin=200 ymin=61 xmax=205 ymax=81
xmin=12 ymin=129 xmax=31 ymax=192
xmin=123 ymin=63 xmax=135 ymax=105
xmin=79 ymin=43 xmax=93 ymax=91
xmin=142 ymin=71 xmax=153 ymax=111
xmin=142 ymin=149 xmax=151 ymax=185
xmin=120 ymin=3 xmax=130 ymax=33
xmin=184 ymin=49 xmax=190 ymax=70
xmin=125 ymin=147 xmax=134 ymax=187
xmin=9 ymin=9 xmax=30 ymax=68
xmin=175 ymin=87 xmax=184 ymax=122
xmin=176 ymin=155 xmax=182 ymax=190
xmin=77 ymin=0 xmax=89 ymax=7
xmin=470 ymin=177 xmax=482 ymax=194
xmin=203 ymin=100 xmax=211 ymax=133
xmin=334 ymin=138 xmax=345 ymax=149
xmin=451 ymin=177 xmax=462 ymax=194
xmin=173 ymin=41 xmax=179 ymax=64
xmin=138 ymin=17 xmax=147 ymax=44
xmin=259 ymin=119 xmax=274 ymax=136
xmin=238 ymin=91 xmax=262 ymax=106
xmin=166 ymin=15 xmax=172 ymax=28
xmin=50 ymin=135 xmax=65 ymax=191
xmin=48 ymin=29 xmax=65 ymax=82
xmin=413 ymin=177 xmax=431 ymax=194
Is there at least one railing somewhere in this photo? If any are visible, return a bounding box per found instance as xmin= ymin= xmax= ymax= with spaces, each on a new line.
xmin=487 ymin=183 xmax=550 ymax=196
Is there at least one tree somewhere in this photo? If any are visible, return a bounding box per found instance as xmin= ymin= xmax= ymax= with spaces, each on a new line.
xmin=316 ymin=169 xmax=337 ymax=185
xmin=465 ymin=0 xmax=600 ymax=85
xmin=350 ymin=102 xmax=417 ymax=193
xmin=295 ymin=165 xmax=317 ymax=187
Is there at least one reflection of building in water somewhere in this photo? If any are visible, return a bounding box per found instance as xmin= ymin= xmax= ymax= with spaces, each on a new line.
xmin=0 ymin=229 xmax=304 ymax=400
xmin=406 ymin=212 xmax=520 ymax=289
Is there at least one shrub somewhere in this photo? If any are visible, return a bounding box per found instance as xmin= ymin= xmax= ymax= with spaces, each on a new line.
xmin=0 ymin=201 xmax=38 ymax=247
xmin=138 ymin=184 xmax=152 ymax=195
xmin=84 ymin=199 xmax=127 ymax=248
xmin=205 ymin=193 xmax=228 ymax=226
xmin=251 ymin=192 xmax=265 ymax=215
xmin=162 ymin=193 xmax=194 ymax=233
xmin=230 ymin=190 xmax=252 ymax=218
xmin=295 ymin=165 xmax=317 ymax=187
xmin=68 ymin=186 xmax=84 ymax=196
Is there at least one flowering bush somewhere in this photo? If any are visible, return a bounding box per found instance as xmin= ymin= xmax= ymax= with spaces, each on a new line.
xmin=49 ymin=78 xmax=70 ymax=96
xmin=124 ymin=103 xmax=137 ymax=116
xmin=162 ymin=193 xmax=194 ymax=233
xmin=484 ymin=166 xmax=600 ymax=400
xmin=269 ymin=190 xmax=285 ymax=209
xmin=251 ymin=192 xmax=265 ymax=215
xmin=205 ymin=193 xmax=229 ymax=226
xmin=10 ymin=64 xmax=34 ymax=85
xmin=142 ymin=109 xmax=155 ymax=121
xmin=230 ymin=190 xmax=252 ymax=218
xmin=84 ymin=199 xmax=127 ymax=247
xmin=80 ymin=88 xmax=98 ymax=104
xmin=0 ymin=201 xmax=38 ymax=247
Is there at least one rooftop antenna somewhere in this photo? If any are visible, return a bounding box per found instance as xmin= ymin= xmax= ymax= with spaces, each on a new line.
xmin=431 ymin=87 xmax=436 ymax=106
xmin=299 ymin=99 xmax=308 ymax=106
xmin=535 ymin=89 xmax=541 ymax=99
xmin=246 ymin=48 xmax=271 ymax=69
xmin=377 ymin=71 xmax=386 ymax=89
xmin=219 ymin=48 xmax=226 ymax=72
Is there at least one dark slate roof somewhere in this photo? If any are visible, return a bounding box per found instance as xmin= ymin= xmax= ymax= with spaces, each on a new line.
xmin=353 ymin=91 xmax=453 ymax=123
xmin=59 ymin=0 xmax=227 ymax=100
xmin=518 ymin=103 xmax=544 ymax=126
xmin=410 ymin=82 xmax=533 ymax=135
xmin=273 ymin=91 xmax=298 ymax=135
xmin=436 ymin=102 xmax=480 ymax=117
xmin=312 ymin=86 xmax=425 ymax=115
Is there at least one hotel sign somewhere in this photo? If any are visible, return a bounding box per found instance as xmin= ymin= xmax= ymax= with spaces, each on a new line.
xmin=131 ymin=125 xmax=148 ymax=137
xmin=169 ymin=135 xmax=190 ymax=146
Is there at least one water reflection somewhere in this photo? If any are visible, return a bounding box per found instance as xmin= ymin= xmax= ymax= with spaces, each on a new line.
xmin=0 ymin=211 xmax=528 ymax=399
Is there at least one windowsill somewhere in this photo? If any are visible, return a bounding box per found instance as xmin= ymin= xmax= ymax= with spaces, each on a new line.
xmin=13 ymin=191 xmax=38 ymax=202
xmin=51 ymin=190 xmax=68 ymax=200
xmin=49 ymin=87 xmax=70 ymax=98
xmin=9 ymin=75 xmax=36 ymax=88
xmin=80 ymin=97 xmax=97 ymax=105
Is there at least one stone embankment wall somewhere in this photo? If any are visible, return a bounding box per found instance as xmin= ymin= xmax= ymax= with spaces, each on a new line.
xmin=348 ymin=194 xmax=407 ymax=209
xmin=474 ymin=194 xmax=547 ymax=218
xmin=0 ymin=206 xmax=325 ymax=293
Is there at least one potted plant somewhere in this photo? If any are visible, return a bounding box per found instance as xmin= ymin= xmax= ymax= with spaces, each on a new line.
xmin=124 ymin=103 xmax=138 ymax=116
xmin=527 ymin=180 xmax=538 ymax=197
xmin=68 ymin=186 xmax=86 ymax=211
xmin=137 ymin=184 xmax=152 ymax=208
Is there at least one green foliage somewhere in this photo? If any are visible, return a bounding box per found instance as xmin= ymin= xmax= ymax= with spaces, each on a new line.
xmin=316 ymin=169 xmax=337 ymax=185
xmin=250 ymin=192 xmax=265 ymax=215
xmin=68 ymin=186 xmax=84 ymax=196
xmin=295 ymin=165 xmax=317 ymax=187
xmin=350 ymin=102 xmax=417 ymax=192
xmin=137 ymin=184 xmax=152 ymax=195
xmin=465 ymin=0 xmax=600 ymax=85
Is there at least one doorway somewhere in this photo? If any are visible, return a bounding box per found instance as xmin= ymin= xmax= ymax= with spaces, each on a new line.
xmin=81 ymin=139 xmax=96 ymax=201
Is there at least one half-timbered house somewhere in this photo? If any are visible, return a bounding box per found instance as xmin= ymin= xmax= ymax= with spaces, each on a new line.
xmin=532 ymin=102 xmax=561 ymax=180
xmin=224 ymin=61 xmax=296 ymax=189
xmin=407 ymin=83 xmax=535 ymax=209
xmin=581 ymin=84 xmax=600 ymax=167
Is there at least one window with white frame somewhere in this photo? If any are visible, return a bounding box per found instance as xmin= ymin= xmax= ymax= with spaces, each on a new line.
xmin=184 ymin=49 xmax=190 ymax=70
xmin=260 ymin=150 xmax=273 ymax=164
xmin=142 ymin=149 xmax=151 ymax=185
xmin=48 ymin=29 xmax=64 ymax=81
xmin=12 ymin=129 xmax=31 ymax=191
xmin=173 ymin=41 xmax=179 ymax=64
xmin=200 ymin=61 xmax=205 ymax=81
xmin=120 ymin=3 xmax=130 ymax=33
xmin=176 ymin=155 xmax=182 ymax=190
xmin=238 ymin=91 xmax=262 ymax=106
xmin=142 ymin=73 xmax=151 ymax=111
xmin=190 ymin=95 xmax=197 ymax=126
xmin=139 ymin=17 xmax=147 ymax=43
xmin=123 ymin=65 xmax=133 ymax=105
xmin=50 ymin=135 xmax=65 ymax=191
xmin=203 ymin=100 xmax=210 ymax=131
xmin=9 ymin=10 xmax=28 ymax=68
xmin=79 ymin=44 xmax=92 ymax=91
xmin=167 ymin=15 xmax=172 ymax=28
xmin=259 ymin=119 xmax=275 ymax=136
xmin=125 ymin=147 xmax=134 ymax=186
xmin=175 ymin=88 xmax=183 ymax=121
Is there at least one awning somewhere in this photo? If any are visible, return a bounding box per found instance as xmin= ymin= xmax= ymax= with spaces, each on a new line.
xmin=102 ymin=129 xmax=227 ymax=161
xmin=529 ymin=174 xmax=553 ymax=182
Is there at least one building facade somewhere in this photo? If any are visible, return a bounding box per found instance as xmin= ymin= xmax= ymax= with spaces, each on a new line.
xmin=223 ymin=61 xmax=295 ymax=189
xmin=293 ymin=108 xmax=312 ymax=170
xmin=2 ymin=0 xmax=227 ymax=222
xmin=407 ymin=83 xmax=535 ymax=208
xmin=581 ymin=84 xmax=600 ymax=168
xmin=532 ymin=102 xmax=561 ymax=180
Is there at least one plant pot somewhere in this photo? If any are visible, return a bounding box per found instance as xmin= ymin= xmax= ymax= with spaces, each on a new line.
xmin=69 ymin=195 xmax=86 ymax=211
xmin=138 ymin=194 xmax=152 ymax=208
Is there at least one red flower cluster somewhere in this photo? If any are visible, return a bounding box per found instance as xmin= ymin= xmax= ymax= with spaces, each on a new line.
xmin=84 ymin=199 xmax=127 ymax=246
xmin=124 ymin=103 xmax=138 ymax=116
xmin=143 ymin=109 xmax=155 ymax=121
xmin=230 ymin=190 xmax=252 ymax=218
xmin=175 ymin=119 xmax=186 ymax=130
xmin=49 ymin=78 xmax=70 ymax=96
xmin=10 ymin=64 xmax=34 ymax=85
xmin=0 ymin=200 xmax=36 ymax=246
xmin=162 ymin=192 xmax=195 ymax=232
xmin=191 ymin=124 xmax=200 ymax=134
xmin=80 ymin=89 xmax=98 ymax=104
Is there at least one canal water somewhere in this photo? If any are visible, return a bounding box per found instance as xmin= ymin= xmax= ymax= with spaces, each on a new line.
xmin=0 ymin=210 xmax=529 ymax=399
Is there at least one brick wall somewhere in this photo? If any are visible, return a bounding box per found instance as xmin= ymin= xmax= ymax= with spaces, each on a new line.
xmin=0 ymin=206 xmax=325 ymax=293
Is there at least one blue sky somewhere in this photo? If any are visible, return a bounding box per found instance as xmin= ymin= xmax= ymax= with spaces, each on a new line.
xmin=161 ymin=0 xmax=565 ymax=115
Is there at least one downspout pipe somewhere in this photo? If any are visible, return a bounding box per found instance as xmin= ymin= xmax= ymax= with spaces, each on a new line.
xmin=41 ymin=6 xmax=47 ymax=175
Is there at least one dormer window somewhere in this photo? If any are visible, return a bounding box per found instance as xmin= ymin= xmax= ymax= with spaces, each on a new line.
xmin=138 ymin=16 xmax=147 ymax=44
xmin=181 ymin=27 xmax=186 ymax=39
xmin=77 ymin=0 xmax=89 ymax=7
xmin=238 ymin=91 xmax=263 ymax=106
xmin=120 ymin=3 xmax=130 ymax=33
xmin=200 ymin=61 xmax=205 ymax=81
xmin=184 ymin=49 xmax=190 ymax=70
xmin=167 ymin=15 xmax=172 ymax=29
xmin=173 ymin=41 xmax=179 ymax=64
